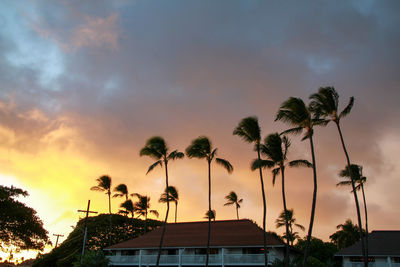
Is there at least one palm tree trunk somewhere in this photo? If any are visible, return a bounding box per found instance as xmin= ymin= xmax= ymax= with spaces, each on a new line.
xmin=175 ymin=202 xmax=178 ymax=223
xmin=156 ymin=161 xmax=170 ymax=267
xmin=302 ymin=133 xmax=317 ymax=267
xmin=281 ymin=166 xmax=290 ymax=267
xmin=236 ymin=204 xmax=239 ymax=220
xmin=257 ymin=147 xmax=268 ymax=267
xmin=144 ymin=211 xmax=148 ymax=234
xmin=108 ymin=191 xmax=112 ymax=245
xmin=361 ymin=183 xmax=369 ymax=262
xmin=205 ymin=160 xmax=212 ymax=267
xmin=336 ymin=122 xmax=367 ymax=266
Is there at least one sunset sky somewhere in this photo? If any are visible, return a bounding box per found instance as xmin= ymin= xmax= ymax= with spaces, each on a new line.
xmin=1 ymin=0 xmax=400 ymax=256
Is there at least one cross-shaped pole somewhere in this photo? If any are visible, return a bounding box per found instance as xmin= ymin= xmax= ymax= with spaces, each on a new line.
xmin=77 ymin=200 xmax=98 ymax=264
xmin=53 ymin=234 xmax=64 ymax=248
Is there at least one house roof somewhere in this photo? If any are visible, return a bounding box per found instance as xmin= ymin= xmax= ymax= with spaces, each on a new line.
xmin=336 ymin=231 xmax=400 ymax=256
xmin=106 ymin=219 xmax=285 ymax=249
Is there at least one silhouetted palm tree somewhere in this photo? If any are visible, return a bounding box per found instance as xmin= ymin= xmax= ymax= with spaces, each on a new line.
xmin=204 ymin=210 xmax=216 ymax=221
xmin=140 ymin=136 xmax=184 ymax=267
xmin=120 ymin=199 xmax=135 ymax=218
xmin=329 ymin=219 xmax=365 ymax=250
xmin=253 ymin=133 xmax=311 ymax=266
xmin=159 ymin=186 xmax=179 ymax=223
xmin=186 ymin=136 xmax=233 ymax=267
xmin=337 ymin=164 xmax=369 ymax=259
xmin=310 ymin=86 xmax=367 ymax=265
xmin=276 ymin=209 xmax=305 ymax=246
xmin=276 ymin=97 xmax=326 ymax=267
xmin=113 ymin=184 xmax=129 ymax=215
xmin=132 ymin=193 xmax=159 ymax=233
xmin=224 ymin=191 xmax=243 ymax=220
xmin=233 ymin=116 xmax=269 ymax=266
xmin=91 ymin=175 xmax=113 ymax=243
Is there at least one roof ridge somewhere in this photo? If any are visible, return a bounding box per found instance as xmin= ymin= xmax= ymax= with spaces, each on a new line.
xmin=165 ymin=219 xmax=252 ymax=225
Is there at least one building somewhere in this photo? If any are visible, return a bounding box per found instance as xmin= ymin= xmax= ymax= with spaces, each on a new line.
xmin=335 ymin=231 xmax=400 ymax=267
xmin=105 ymin=219 xmax=294 ymax=266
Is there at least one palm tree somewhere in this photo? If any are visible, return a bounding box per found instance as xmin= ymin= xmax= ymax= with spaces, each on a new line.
xmin=253 ymin=133 xmax=311 ymax=267
xmin=140 ymin=136 xmax=184 ymax=267
xmin=113 ymin=184 xmax=129 ymax=215
xmin=329 ymin=219 xmax=365 ymax=250
xmin=204 ymin=210 xmax=216 ymax=221
xmin=276 ymin=209 xmax=305 ymax=246
xmin=91 ymin=175 xmax=113 ymax=244
xmin=276 ymin=97 xmax=326 ymax=267
xmin=120 ymin=199 xmax=135 ymax=218
xmin=224 ymin=191 xmax=243 ymax=220
xmin=233 ymin=116 xmax=269 ymax=266
xmin=132 ymin=193 xmax=159 ymax=233
xmin=159 ymin=186 xmax=179 ymax=223
xmin=186 ymin=136 xmax=233 ymax=267
xmin=309 ymin=86 xmax=367 ymax=265
xmin=337 ymin=164 xmax=369 ymax=259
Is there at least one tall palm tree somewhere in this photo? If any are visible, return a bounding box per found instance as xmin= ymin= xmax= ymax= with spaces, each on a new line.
xmin=252 ymin=133 xmax=311 ymax=267
xmin=275 ymin=209 xmax=305 ymax=246
xmin=224 ymin=191 xmax=243 ymax=220
xmin=113 ymin=184 xmax=129 ymax=215
xmin=337 ymin=164 xmax=369 ymax=259
xmin=309 ymin=86 xmax=367 ymax=265
xmin=140 ymin=136 xmax=184 ymax=267
xmin=132 ymin=193 xmax=159 ymax=233
xmin=120 ymin=199 xmax=135 ymax=218
xmin=276 ymin=97 xmax=326 ymax=267
xmin=186 ymin=136 xmax=233 ymax=267
xmin=159 ymin=186 xmax=179 ymax=223
xmin=204 ymin=210 xmax=216 ymax=221
xmin=91 ymin=175 xmax=113 ymax=244
xmin=233 ymin=116 xmax=269 ymax=266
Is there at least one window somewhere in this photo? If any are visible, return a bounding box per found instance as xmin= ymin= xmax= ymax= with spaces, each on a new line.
xmin=121 ymin=250 xmax=139 ymax=256
xmin=392 ymin=257 xmax=400 ymax=263
xmin=349 ymin=257 xmax=375 ymax=262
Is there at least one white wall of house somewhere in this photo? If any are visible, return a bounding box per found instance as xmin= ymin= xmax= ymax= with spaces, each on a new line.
xmin=343 ymin=256 xmax=400 ymax=267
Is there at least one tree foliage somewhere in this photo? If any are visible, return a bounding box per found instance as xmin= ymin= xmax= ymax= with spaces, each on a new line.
xmin=0 ymin=185 xmax=50 ymax=251
xmin=33 ymin=214 xmax=161 ymax=267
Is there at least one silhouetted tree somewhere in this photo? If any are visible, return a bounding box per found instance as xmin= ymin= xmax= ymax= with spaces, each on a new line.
xmin=132 ymin=193 xmax=159 ymax=233
xmin=276 ymin=97 xmax=326 ymax=267
xmin=159 ymin=186 xmax=179 ymax=223
xmin=140 ymin=136 xmax=184 ymax=267
xmin=204 ymin=210 xmax=216 ymax=221
xmin=233 ymin=116 xmax=269 ymax=266
xmin=186 ymin=136 xmax=233 ymax=267
xmin=224 ymin=191 xmax=243 ymax=220
xmin=330 ymin=219 xmax=365 ymax=250
xmin=276 ymin=209 xmax=305 ymax=246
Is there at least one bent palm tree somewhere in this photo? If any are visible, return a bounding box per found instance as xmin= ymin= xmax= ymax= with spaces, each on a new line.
xmin=133 ymin=193 xmax=159 ymax=233
xmin=159 ymin=186 xmax=179 ymax=223
xmin=337 ymin=164 xmax=369 ymax=259
xmin=224 ymin=191 xmax=243 ymax=220
xmin=310 ymin=86 xmax=367 ymax=265
xmin=276 ymin=209 xmax=305 ymax=246
xmin=233 ymin=116 xmax=269 ymax=266
xmin=276 ymin=97 xmax=326 ymax=267
xmin=252 ymin=133 xmax=311 ymax=267
xmin=91 ymin=175 xmax=113 ymax=244
xmin=186 ymin=136 xmax=233 ymax=267
xmin=140 ymin=136 xmax=184 ymax=266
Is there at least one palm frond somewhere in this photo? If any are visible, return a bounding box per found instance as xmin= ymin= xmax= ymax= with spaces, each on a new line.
xmin=280 ymin=127 xmax=304 ymax=136
xmin=339 ymin=97 xmax=354 ymax=120
xmin=185 ymin=136 xmax=211 ymax=158
xmin=251 ymin=159 xmax=274 ymax=171
xmin=295 ymin=223 xmax=306 ymax=231
xmin=90 ymin=186 xmax=105 ymax=192
xmin=216 ymin=158 xmax=233 ymax=173
xmin=272 ymin=167 xmax=281 ymax=185
xmin=233 ymin=116 xmax=261 ymax=143
xmin=140 ymin=136 xmax=167 ymax=159
xmin=289 ymin=159 xmax=312 ymax=168
xmin=146 ymin=160 xmax=162 ymax=174
xmin=167 ymin=150 xmax=185 ymax=160
xmin=150 ymin=210 xmax=159 ymax=218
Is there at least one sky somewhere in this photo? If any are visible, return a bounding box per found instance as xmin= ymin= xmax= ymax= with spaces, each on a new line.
xmin=1 ymin=0 xmax=400 ymax=258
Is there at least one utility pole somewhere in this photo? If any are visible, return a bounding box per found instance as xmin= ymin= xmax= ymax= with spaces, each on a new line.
xmin=77 ymin=200 xmax=98 ymax=264
xmin=53 ymin=234 xmax=64 ymax=248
